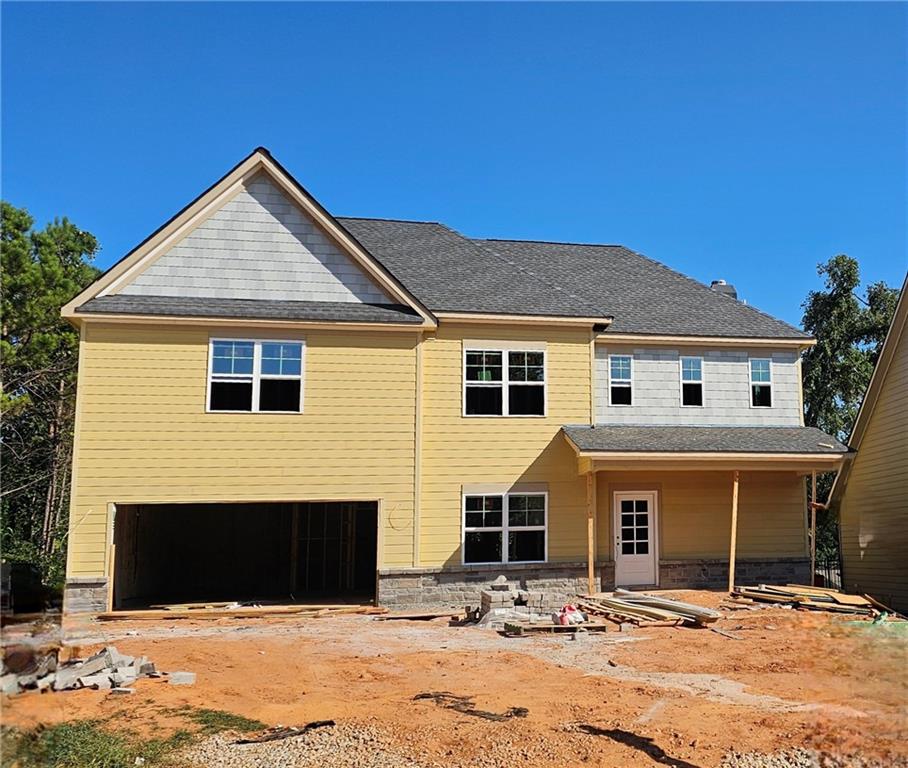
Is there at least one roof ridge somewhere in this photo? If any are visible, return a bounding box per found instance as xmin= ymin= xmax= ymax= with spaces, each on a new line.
xmin=476 ymin=237 xmax=626 ymax=248
xmin=336 ymin=215 xmax=443 ymax=226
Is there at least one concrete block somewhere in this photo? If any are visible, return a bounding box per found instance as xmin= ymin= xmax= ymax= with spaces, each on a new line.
xmin=1 ymin=673 xmax=19 ymax=695
xmin=36 ymin=674 xmax=55 ymax=692
xmin=111 ymin=670 xmax=137 ymax=686
xmin=169 ymin=671 xmax=196 ymax=686
xmin=110 ymin=687 xmax=134 ymax=695
xmin=78 ymin=674 xmax=112 ymax=690
xmin=138 ymin=661 xmax=156 ymax=676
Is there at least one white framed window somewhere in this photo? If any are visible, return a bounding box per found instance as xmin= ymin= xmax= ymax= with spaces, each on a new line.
xmin=609 ymin=354 xmax=633 ymax=406
xmin=463 ymin=349 xmax=546 ymax=417
xmin=208 ymin=338 xmax=305 ymax=413
xmin=749 ymin=358 xmax=772 ymax=408
xmin=462 ymin=492 xmax=547 ymax=564
xmin=680 ymin=356 xmax=704 ymax=407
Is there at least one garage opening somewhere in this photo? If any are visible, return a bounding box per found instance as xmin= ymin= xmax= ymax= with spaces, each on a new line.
xmin=112 ymin=501 xmax=378 ymax=609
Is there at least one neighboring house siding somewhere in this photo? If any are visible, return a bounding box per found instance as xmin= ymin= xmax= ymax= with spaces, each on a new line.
xmin=596 ymin=471 xmax=806 ymax=561
xmin=594 ymin=345 xmax=801 ymax=425
xmin=839 ymin=319 xmax=908 ymax=612
xmin=418 ymin=323 xmax=593 ymax=567
xmin=66 ymin=322 xmax=417 ymax=578
xmin=119 ymin=174 xmax=392 ymax=304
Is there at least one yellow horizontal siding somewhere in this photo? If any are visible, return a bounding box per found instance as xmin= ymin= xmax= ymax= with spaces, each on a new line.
xmin=67 ymin=322 xmax=418 ymax=576
xmin=596 ymin=470 xmax=806 ymax=561
xmin=417 ymin=323 xmax=592 ymax=566
xmin=839 ymin=320 xmax=908 ymax=612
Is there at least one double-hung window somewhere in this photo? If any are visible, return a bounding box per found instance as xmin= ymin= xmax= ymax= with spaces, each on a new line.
xmin=680 ymin=356 xmax=704 ymax=407
xmin=750 ymin=358 xmax=772 ymax=407
xmin=463 ymin=493 xmax=547 ymax=564
xmin=609 ymin=355 xmax=633 ymax=406
xmin=209 ymin=339 xmax=304 ymax=412
xmin=464 ymin=349 xmax=545 ymax=416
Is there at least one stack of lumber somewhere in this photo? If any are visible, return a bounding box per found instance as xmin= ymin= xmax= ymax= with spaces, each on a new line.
xmin=96 ymin=604 xmax=387 ymax=621
xmin=731 ymin=584 xmax=881 ymax=616
xmin=575 ymin=592 xmax=721 ymax=627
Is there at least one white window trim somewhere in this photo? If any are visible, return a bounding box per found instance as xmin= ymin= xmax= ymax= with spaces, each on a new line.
xmin=679 ymin=355 xmax=705 ymax=408
xmin=608 ymin=354 xmax=634 ymax=407
xmin=749 ymin=357 xmax=773 ymax=409
xmin=207 ymin=337 xmax=306 ymax=414
xmin=462 ymin=347 xmax=547 ymax=418
xmin=461 ymin=491 xmax=548 ymax=565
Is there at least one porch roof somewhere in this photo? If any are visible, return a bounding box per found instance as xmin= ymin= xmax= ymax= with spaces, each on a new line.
xmin=563 ymin=425 xmax=848 ymax=473
xmin=563 ymin=425 xmax=849 ymax=456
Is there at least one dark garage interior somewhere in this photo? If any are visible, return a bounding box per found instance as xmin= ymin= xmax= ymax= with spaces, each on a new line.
xmin=112 ymin=501 xmax=378 ymax=609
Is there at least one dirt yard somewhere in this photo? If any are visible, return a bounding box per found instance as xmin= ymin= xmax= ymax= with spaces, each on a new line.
xmin=3 ymin=590 xmax=906 ymax=767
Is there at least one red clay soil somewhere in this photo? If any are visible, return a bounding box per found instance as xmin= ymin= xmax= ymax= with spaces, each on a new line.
xmin=3 ymin=590 xmax=906 ymax=767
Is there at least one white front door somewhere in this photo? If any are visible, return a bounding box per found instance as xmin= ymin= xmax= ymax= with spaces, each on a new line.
xmin=614 ymin=491 xmax=658 ymax=586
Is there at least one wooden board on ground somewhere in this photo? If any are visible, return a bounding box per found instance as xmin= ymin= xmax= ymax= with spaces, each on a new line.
xmin=374 ymin=611 xmax=460 ymax=621
xmin=97 ymin=605 xmax=386 ymax=621
xmin=503 ymin=622 xmax=609 ymax=636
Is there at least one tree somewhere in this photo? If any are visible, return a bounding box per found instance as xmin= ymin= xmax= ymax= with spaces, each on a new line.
xmin=800 ymin=254 xmax=900 ymax=562
xmin=1 ymin=202 xmax=100 ymax=587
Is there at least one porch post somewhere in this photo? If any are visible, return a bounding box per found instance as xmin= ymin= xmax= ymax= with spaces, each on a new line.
xmin=586 ymin=470 xmax=597 ymax=595
xmin=810 ymin=471 xmax=817 ymax=585
xmin=728 ymin=470 xmax=740 ymax=593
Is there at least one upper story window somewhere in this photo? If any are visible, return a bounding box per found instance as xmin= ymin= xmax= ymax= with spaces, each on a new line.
xmin=209 ymin=339 xmax=304 ymax=413
xmin=463 ymin=492 xmax=547 ymax=564
xmin=609 ymin=355 xmax=633 ymax=406
xmin=750 ymin=358 xmax=772 ymax=407
xmin=464 ymin=349 xmax=545 ymax=416
xmin=680 ymin=356 xmax=704 ymax=407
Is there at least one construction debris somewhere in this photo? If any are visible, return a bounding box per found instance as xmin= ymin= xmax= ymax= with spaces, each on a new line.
xmin=413 ymin=691 xmax=528 ymax=722
xmin=235 ymin=720 xmax=336 ymax=744
xmin=2 ymin=645 xmax=161 ymax=695
xmin=575 ymin=592 xmax=721 ymax=627
xmin=731 ymin=584 xmax=890 ymax=617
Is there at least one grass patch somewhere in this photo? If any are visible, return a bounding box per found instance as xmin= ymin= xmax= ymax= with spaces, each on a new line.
xmin=165 ymin=705 xmax=265 ymax=733
xmin=1 ymin=707 xmax=265 ymax=767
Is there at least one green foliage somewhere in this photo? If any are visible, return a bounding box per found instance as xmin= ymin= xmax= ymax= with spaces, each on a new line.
xmin=800 ymin=255 xmax=900 ymax=561
xmin=1 ymin=201 xmax=100 ymax=589
xmin=801 ymin=254 xmax=900 ymax=442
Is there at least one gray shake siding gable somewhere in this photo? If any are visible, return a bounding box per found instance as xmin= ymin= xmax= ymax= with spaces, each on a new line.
xmin=595 ymin=346 xmax=802 ymax=426
xmin=121 ymin=175 xmax=392 ymax=304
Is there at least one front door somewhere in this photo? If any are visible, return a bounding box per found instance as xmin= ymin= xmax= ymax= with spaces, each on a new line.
xmin=613 ymin=492 xmax=658 ymax=586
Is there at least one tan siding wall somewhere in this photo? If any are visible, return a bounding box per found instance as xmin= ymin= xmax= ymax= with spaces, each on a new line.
xmin=418 ymin=324 xmax=592 ymax=567
xmin=596 ymin=471 xmax=806 ymax=561
xmin=66 ymin=323 xmax=418 ymax=577
xmin=839 ymin=320 xmax=908 ymax=611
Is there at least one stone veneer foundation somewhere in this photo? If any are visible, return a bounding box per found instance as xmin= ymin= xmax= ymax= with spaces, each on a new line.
xmin=377 ymin=557 xmax=810 ymax=611
xmin=63 ymin=577 xmax=109 ymax=614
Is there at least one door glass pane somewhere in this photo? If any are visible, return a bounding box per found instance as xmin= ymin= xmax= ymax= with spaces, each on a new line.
xmin=621 ymin=527 xmax=635 ymax=541
xmin=635 ymin=500 xmax=648 ymax=512
xmin=621 ymin=500 xmax=634 ymax=513
xmin=621 ymin=513 xmax=635 ymax=527
xmin=621 ymin=542 xmax=635 ymax=555
xmin=635 ymin=513 xmax=648 ymax=526
xmin=636 ymin=541 xmax=649 ymax=555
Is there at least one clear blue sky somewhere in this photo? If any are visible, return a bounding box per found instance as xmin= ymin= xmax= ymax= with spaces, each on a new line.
xmin=3 ymin=2 xmax=905 ymax=326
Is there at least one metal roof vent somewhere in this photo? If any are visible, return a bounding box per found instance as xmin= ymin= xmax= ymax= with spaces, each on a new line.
xmin=710 ymin=279 xmax=738 ymax=300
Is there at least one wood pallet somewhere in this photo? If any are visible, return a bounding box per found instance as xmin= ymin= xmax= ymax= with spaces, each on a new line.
xmin=503 ymin=622 xmax=610 ymax=636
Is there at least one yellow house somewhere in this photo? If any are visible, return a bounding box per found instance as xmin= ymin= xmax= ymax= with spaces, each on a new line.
xmin=830 ymin=274 xmax=907 ymax=612
xmin=61 ymin=148 xmax=848 ymax=612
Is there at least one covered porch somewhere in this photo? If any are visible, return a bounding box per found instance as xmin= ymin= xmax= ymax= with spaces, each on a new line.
xmin=563 ymin=426 xmax=849 ymax=593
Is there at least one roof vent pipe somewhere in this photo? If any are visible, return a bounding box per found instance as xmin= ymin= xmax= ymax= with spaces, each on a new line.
xmin=710 ymin=279 xmax=738 ymax=300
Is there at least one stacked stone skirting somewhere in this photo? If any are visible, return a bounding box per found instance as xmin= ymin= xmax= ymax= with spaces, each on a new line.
xmin=378 ymin=557 xmax=809 ymax=611
xmin=63 ymin=577 xmax=108 ymax=614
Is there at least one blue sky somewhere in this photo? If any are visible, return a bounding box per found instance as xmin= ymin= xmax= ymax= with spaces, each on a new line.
xmin=3 ymin=2 xmax=905 ymax=326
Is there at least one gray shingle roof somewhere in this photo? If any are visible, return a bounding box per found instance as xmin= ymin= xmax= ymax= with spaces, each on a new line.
xmin=337 ymin=218 xmax=608 ymax=319
xmin=563 ymin=425 xmax=849 ymax=454
xmin=338 ymin=217 xmax=808 ymax=338
xmin=76 ymin=295 xmax=423 ymax=324
xmin=477 ymin=239 xmax=808 ymax=338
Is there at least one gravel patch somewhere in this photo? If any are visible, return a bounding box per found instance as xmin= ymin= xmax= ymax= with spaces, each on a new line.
xmin=177 ymin=722 xmax=429 ymax=768
xmin=722 ymin=749 xmax=820 ymax=768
